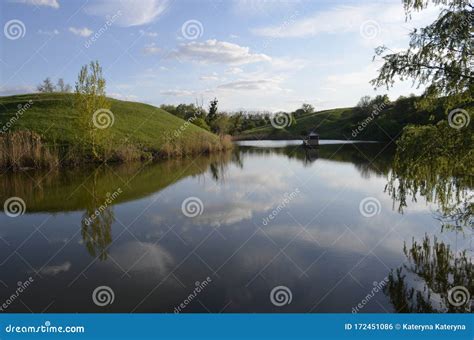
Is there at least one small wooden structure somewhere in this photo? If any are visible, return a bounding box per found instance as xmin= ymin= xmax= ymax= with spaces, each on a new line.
xmin=303 ymin=130 xmax=319 ymax=147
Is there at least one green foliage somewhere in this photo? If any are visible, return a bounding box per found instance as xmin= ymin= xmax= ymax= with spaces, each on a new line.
xmin=372 ymin=0 xmax=473 ymax=110
xmin=387 ymin=119 xmax=473 ymax=229
xmin=74 ymin=61 xmax=111 ymax=160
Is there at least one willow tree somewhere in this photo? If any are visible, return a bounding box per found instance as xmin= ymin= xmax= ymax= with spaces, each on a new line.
xmin=375 ymin=1 xmax=473 ymax=230
xmin=75 ymin=61 xmax=111 ymax=160
xmin=372 ymin=0 xmax=473 ymax=109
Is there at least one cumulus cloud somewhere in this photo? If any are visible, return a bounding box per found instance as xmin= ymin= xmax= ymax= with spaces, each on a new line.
xmin=12 ymin=0 xmax=59 ymax=9
xmin=171 ymin=39 xmax=272 ymax=65
xmin=85 ymin=0 xmax=168 ymax=27
xmin=69 ymin=27 xmax=93 ymax=37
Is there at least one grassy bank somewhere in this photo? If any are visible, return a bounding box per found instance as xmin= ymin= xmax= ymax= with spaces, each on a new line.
xmin=237 ymin=97 xmax=473 ymax=141
xmin=0 ymin=93 xmax=232 ymax=169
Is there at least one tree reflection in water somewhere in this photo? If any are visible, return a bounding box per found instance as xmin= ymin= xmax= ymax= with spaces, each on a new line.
xmin=385 ymin=235 xmax=473 ymax=313
xmin=386 ymin=123 xmax=473 ymax=229
xmin=385 ymin=125 xmax=473 ymax=312
xmin=80 ymin=170 xmax=114 ymax=261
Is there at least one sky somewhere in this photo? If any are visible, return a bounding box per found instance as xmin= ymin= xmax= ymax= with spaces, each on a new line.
xmin=0 ymin=0 xmax=441 ymax=112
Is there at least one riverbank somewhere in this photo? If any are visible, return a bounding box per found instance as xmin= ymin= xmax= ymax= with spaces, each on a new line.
xmin=0 ymin=93 xmax=232 ymax=170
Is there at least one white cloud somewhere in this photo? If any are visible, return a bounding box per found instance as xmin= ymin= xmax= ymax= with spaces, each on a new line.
xmin=69 ymin=27 xmax=93 ymax=37
xmin=13 ymin=0 xmax=59 ymax=9
xmin=108 ymin=92 xmax=138 ymax=101
xmin=37 ymin=262 xmax=71 ymax=276
xmin=226 ymin=67 xmax=243 ymax=75
xmin=37 ymin=29 xmax=59 ymax=36
xmin=143 ymin=43 xmax=161 ymax=55
xmin=218 ymin=78 xmax=283 ymax=91
xmin=171 ymin=39 xmax=272 ymax=65
xmin=252 ymin=3 xmax=439 ymax=46
xmin=109 ymin=241 xmax=173 ymax=274
xmin=199 ymin=73 xmax=219 ymax=81
xmin=160 ymin=89 xmax=195 ymax=97
xmin=85 ymin=0 xmax=168 ymax=27
xmin=0 ymin=85 xmax=35 ymax=96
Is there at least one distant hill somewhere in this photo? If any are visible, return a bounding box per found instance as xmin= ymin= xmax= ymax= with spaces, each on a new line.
xmin=237 ymin=97 xmax=472 ymax=141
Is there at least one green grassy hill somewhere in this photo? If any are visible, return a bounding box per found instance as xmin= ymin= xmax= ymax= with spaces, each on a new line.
xmin=238 ymin=97 xmax=472 ymax=141
xmin=0 ymin=93 xmax=230 ymax=167
xmin=0 ymin=93 xmax=220 ymax=148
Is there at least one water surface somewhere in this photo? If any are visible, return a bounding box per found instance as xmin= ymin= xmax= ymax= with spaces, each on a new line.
xmin=0 ymin=140 xmax=471 ymax=313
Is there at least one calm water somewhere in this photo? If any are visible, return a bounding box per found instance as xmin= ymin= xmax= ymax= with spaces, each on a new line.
xmin=0 ymin=140 xmax=472 ymax=313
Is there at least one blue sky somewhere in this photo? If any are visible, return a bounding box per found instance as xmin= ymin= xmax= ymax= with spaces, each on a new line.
xmin=0 ymin=0 xmax=440 ymax=111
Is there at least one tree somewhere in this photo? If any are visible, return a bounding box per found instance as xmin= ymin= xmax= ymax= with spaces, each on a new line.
xmin=57 ymin=78 xmax=72 ymax=92
xmin=301 ymin=103 xmax=315 ymax=114
xmin=207 ymin=98 xmax=219 ymax=132
xmin=371 ymin=0 xmax=473 ymax=109
xmin=208 ymin=98 xmax=218 ymax=120
xmin=37 ymin=77 xmax=55 ymax=93
xmin=356 ymin=95 xmax=372 ymax=111
xmin=74 ymin=61 xmax=111 ymax=160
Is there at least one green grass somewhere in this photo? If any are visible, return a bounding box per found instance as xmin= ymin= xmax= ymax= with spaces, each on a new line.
xmin=0 ymin=93 xmax=222 ymax=150
xmin=238 ymin=98 xmax=473 ymax=141
xmin=237 ymin=107 xmax=365 ymax=140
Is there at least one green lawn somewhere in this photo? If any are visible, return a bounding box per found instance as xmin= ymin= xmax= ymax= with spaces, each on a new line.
xmin=0 ymin=93 xmax=221 ymax=150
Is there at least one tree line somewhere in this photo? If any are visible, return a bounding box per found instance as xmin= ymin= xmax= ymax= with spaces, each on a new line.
xmin=160 ymin=100 xmax=315 ymax=136
xmin=37 ymin=77 xmax=72 ymax=93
